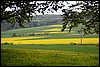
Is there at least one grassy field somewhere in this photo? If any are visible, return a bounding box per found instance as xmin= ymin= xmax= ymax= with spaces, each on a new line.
xmin=1 ymin=44 xmax=99 ymax=54
xmin=1 ymin=24 xmax=99 ymax=66
xmin=1 ymin=48 xmax=99 ymax=66
xmin=1 ymin=24 xmax=99 ymax=38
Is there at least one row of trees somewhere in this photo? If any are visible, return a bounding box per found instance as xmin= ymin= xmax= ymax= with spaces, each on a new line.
xmin=12 ymin=32 xmax=50 ymax=37
xmin=12 ymin=33 xmax=34 ymax=37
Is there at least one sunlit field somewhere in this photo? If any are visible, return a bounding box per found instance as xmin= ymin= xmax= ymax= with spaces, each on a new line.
xmin=1 ymin=24 xmax=99 ymax=66
xmin=1 ymin=37 xmax=99 ymax=44
xmin=1 ymin=0 xmax=99 ymax=66
xmin=1 ymin=48 xmax=99 ymax=66
xmin=1 ymin=24 xmax=99 ymax=45
xmin=43 ymin=28 xmax=69 ymax=31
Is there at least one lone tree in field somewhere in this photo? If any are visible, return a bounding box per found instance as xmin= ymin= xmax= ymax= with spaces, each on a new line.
xmin=1 ymin=1 xmax=99 ymax=35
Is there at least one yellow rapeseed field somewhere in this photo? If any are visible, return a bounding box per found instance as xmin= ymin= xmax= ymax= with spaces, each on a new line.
xmin=43 ymin=28 xmax=69 ymax=31
xmin=1 ymin=36 xmax=47 ymax=41
xmin=34 ymin=31 xmax=67 ymax=35
xmin=43 ymin=28 xmax=60 ymax=31
xmin=46 ymin=31 xmax=67 ymax=34
xmin=1 ymin=37 xmax=99 ymax=45
xmin=47 ymin=24 xmax=62 ymax=27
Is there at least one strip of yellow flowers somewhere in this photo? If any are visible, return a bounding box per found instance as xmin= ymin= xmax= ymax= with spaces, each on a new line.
xmin=1 ymin=37 xmax=99 ymax=45
xmin=43 ymin=28 xmax=69 ymax=31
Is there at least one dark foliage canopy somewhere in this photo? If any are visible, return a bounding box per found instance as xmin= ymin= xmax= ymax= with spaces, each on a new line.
xmin=1 ymin=1 xmax=99 ymax=35
xmin=61 ymin=1 xmax=99 ymax=35
xmin=1 ymin=1 xmax=65 ymax=27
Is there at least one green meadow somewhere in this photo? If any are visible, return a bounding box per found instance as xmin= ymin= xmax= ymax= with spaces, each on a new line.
xmin=1 ymin=23 xmax=99 ymax=66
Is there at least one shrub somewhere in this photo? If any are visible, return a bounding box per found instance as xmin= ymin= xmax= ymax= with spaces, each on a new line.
xmin=12 ymin=33 xmax=17 ymax=37
xmin=22 ymin=34 xmax=24 ymax=36
xmin=18 ymin=34 xmax=21 ymax=36
xmin=70 ymin=42 xmax=76 ymax=45
xmin=29 ymin=33 xmax=34 ymax=36
xmin=3 ymin=42 xmax=9 ymax=45
xmin=1 ymin=42 xmax=14 ymax=45
xmin=32 ymin=33 xmax=34 ymax=35
xmin=10 ymin=43 xmax=14 ymax=45
xmin=96 ymin=43 xmax=99 ymax=47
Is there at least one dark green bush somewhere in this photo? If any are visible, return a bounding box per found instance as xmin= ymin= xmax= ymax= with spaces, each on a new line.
xmin=12 ymin=33 xmax=17 ymax=37
xmin=70 ymin=42 xmax=76 ymax=45
xmin=96 ymin=43 xmax=99 ymax=47
xmin=1 ymin=42 xmax=14 ymax=45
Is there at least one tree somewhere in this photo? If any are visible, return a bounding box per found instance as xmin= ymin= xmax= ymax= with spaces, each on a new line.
xmin=12 ymin=33 xmax=17 ymax=37
xmin=1 ymin=1 xmax=65 ymax=27
xmin=61 ymin=1 xmax=99 ymax=35
xmin=1 ymin=1 xmax=99 ymax=35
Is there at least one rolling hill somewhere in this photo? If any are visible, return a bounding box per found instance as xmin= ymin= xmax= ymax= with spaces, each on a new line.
xmin=1 ymin=14 xmax=63 ymax=31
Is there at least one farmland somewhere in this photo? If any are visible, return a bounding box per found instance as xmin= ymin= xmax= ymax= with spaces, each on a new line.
xmin=1 ymin=23 xmax=99 ymax=66
xmin=1 ymin=24 xmax=99 ymax=44
xmin=1 ymin=38 xmax=99 ymax=44
xmin=1 ymin=48 xmax=99 ymax=66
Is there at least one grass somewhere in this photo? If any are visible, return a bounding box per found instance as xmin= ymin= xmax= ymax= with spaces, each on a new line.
xmin=1 ymin=48 xmax=99 ymax=66
xmin=1 ymin=25 xmax=59 ymax=38
xmin=1 ymin=24 xmax=99 ymax=66
xmin=1 ymin=24 xmax=99 ymax=38
xmin=1 ymin=44 xmax=99 ymax=54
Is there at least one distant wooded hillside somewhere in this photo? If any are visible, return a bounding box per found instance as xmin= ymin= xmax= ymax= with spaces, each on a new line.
xmin=1 ymin=14 xmax=63 ymax=31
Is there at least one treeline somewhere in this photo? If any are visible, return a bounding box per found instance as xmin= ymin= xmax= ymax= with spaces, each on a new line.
xmin=12 ymin=33 xmax=35 ymax=37
xmin=12 ymin=32 xmax=50 ymax=37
